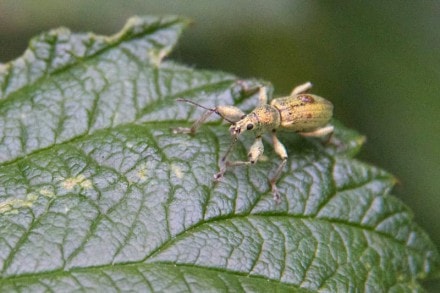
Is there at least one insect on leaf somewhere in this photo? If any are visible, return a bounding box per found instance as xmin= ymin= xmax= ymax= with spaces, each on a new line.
xmin=0 ymin=16 xmax=438 ymax=292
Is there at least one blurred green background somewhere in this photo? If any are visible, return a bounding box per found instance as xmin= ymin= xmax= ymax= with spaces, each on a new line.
xmin=1 ymin=0 xmax=439 ymax=289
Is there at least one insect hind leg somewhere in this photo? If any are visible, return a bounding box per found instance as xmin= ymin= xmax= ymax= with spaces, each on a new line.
xmin=291 ymin=82 xmax=313 ymax=95
xmin=298 ymin=125 xmax=334 ymax=144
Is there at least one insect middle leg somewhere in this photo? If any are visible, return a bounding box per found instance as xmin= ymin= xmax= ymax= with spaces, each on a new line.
xmin=269 ymin=131 xmax=288 ymax=203
xmin=214 ymin=136 xmax=264 ymax=180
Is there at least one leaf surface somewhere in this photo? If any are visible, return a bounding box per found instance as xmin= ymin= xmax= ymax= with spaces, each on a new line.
xmin=0 ymin=16 xmax=438 ymax=292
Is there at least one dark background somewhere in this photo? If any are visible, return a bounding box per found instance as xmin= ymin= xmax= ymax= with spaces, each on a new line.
xmin=1 ymin=1 xmax=439 ymax=290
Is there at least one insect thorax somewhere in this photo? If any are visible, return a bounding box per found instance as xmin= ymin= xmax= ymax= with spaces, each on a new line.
xmin=249 ymin=105 xmax=281 ymax=135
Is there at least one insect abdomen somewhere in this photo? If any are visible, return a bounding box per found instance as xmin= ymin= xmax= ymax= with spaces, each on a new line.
xmin=271 ymin=94 xmax=333 ymax=132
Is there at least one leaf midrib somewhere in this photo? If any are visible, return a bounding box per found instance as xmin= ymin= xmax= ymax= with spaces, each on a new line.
xmin=0 ymin=212 xmax=423 ymax=281
xmin=0 ymin=262 xmax=315 ymax=292
xmin=0 ymin=77 xmax=235 ymax=167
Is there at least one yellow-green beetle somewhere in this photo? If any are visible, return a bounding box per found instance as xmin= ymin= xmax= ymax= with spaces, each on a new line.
xmin=173 ymin=82 xmax=334 ymax=202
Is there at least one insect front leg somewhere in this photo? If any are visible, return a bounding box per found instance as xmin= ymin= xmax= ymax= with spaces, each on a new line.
xmin=270 ymin=131 xmax=288 ymax=203
xmin=172 ymin=109 xmax=215 ymax=135
xmin=214 ymin=136 xmax=264 ymax=180
xmin=172 ymin=98 xmax=245 ymax=135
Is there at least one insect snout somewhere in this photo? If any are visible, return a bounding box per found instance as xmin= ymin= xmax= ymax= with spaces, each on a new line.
xmin=229 ymin=125 xmax=241 ymax=136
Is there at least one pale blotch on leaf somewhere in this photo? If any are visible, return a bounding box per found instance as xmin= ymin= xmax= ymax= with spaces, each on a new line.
xmin=136 ymin=164 xmax=148 ymax=182
xmin=148 ymin=47 xmax=172 ymax=67
xmin=61 ymin=175 xmax=93 ymax=190
xmin=80 ymin=179 xmax=92 ymax=189
xmin=0 ymin=193 xmax=38 ymax=214
xmin=171 ymin=163 xmax=183 ymax=179
xmin=39 ymin=187 xmax=55 ymax=198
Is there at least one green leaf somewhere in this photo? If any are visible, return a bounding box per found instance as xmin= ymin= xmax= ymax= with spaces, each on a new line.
xmin=0 ymin=16 xmax=438 ymax=292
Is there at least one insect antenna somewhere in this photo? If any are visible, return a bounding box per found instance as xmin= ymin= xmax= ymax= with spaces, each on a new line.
xmin=176 ymin=98 xmax=214 ymax=111
xmin=176 ymin=98 xmax=235 ymax=124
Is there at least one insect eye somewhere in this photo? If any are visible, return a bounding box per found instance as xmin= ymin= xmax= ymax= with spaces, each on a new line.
xmin=247 ymin=123 xmax=254 ymax=130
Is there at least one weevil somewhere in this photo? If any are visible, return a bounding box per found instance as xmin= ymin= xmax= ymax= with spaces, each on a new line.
xmin=173 ymin=82 xmax=334 ymax=202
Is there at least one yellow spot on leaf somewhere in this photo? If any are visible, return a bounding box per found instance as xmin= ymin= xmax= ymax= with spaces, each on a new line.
xmin=0 ymin=195 xmax=38 ymax=214
xmin=39 ymin=187 xmax=55 ymax=198
xmin=171 ymin=163 xmax=183 ymax=179
xmin=61 ymin=175 xmax=93 ymax=190
xmin=149 ymin=47 xmax=172 ymax=67
xmin=136 ymin=163 xmax=149 ymax=182
xmin=26 ymin=193 xmax=38 ymax=202
xmin=80 ymin=180 xmax=92 ymax=189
